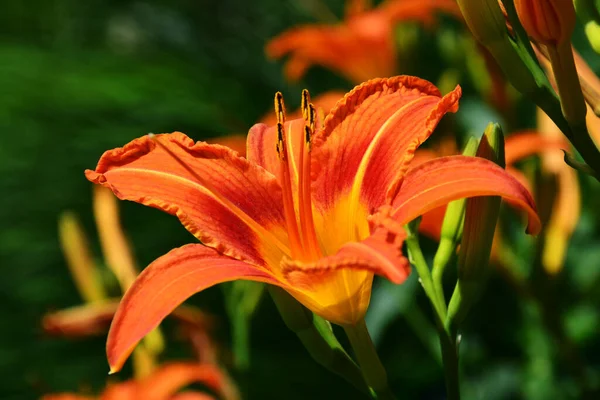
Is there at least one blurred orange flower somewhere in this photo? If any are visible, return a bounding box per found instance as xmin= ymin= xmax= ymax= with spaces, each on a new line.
xmin=266 ymin=0 xmax=461 ymax=82
xmin=41 ymin=362 xmax=224 ymax=400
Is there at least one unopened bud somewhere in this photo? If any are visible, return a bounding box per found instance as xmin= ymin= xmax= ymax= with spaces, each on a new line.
xmin=515 ymin=0 xmax=576 ymax=45
xmin=457 ymin=0 xmax=508 ymax=47
xmin=447 ymin=123 xmax=505 ymax=328
xmin=458 ymin=123 xmax=505 ymax=281
xmin=458 ymin=0 xmax=538 ymax=97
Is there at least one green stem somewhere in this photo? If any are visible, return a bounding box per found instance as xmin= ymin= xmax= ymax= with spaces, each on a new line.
xmin=268 ymin=287 xmax=371 ymax=396
xmin=404 ymin=226 xmax=461 ymax=399
xmin=344 ymin=320 xmax=396 ymax=400
xmin=439 ymin=333 xmax=461 ymax=400
xmin=431 ymin=239 xmax=455 ymax=309
xmin=232 ymin=312 xmax=250 ymax=370
xmin=404 ymin=229 xmax=446 ymax=321
xmin=546 ymin=41 xmax=587 ymax=125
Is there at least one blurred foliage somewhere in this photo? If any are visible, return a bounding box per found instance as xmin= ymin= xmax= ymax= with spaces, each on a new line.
xmin=1 ymin=1 xmax=600 ymax=400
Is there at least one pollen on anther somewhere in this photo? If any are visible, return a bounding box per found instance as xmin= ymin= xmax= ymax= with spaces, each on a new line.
xmin=276 ymin=123 xmax=286 ymax=160
xmin=301 ymin=89 xmax=311 ymax=120
xmin=274 ymin=92 xmax=286 ymax=124
xmin=304 ymin=125 xmax=312 ymax=152
xmin=308 ymin=103 xmax=316 ymax=132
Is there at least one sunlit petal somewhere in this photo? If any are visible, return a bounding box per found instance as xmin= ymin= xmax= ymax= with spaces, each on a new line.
xmin=311 ymin=77 xmax=461 ymax=253
xmin=85 ymin=132 xmax=289 ymax=267
xmin=107 ymin=244 xmax=284 ymax=372
xmin=281 ymin=228 xmax=409 ymax=325
xmin=391 ymin=156 xmax=541 ymax=234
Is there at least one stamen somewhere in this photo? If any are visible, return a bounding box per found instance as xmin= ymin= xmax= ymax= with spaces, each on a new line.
xmin=275 ymin=92 xmax=286 ymax=124
xmin=276 ymin=123 xmax=285 ymax=161
xmin=150 ymin=135 xmax=290 ymax=256
xmin=301 ymin=89 xmax=311 ymax=121
xmin=308 ymin=103 xmax=316 ymax=132
xmin=274 ymin=94 xmax=304 ymax=259
xmin=297 ymin=95 xmax=323 ymax=260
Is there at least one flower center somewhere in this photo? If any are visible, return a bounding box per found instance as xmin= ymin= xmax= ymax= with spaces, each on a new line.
xmin=274 ymin=91 xmax=323 ymax=262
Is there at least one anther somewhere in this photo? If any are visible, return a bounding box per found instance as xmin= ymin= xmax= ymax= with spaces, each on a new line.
xmin=274 ymin=92 xmax=286 ymax=124
xmin=276 ymin=123 xmax=285 ymax=160
xmin=304 ymin=125 xmax=312 ymax=152
xmin=301 ymin=89 xmax=311 ymax=120
xmin=308 ymin=103 xmax=316 ymax=132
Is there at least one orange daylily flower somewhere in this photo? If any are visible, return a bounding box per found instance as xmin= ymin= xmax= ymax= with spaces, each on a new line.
xmin=266 ymin=0 xmax=461 ymax=83
xmin=85 ymin=76 xmax=540 ymax=373
xmin=41 ymin=362 xmax=223 ymax=400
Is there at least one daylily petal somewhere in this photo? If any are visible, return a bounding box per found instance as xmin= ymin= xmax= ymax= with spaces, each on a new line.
xmin=100 ymin=382 xmax=137 ymax=400
xmin=106 ymin=244 xmax=284 ymax=373
xmin=390 ymin=156 xmax=541 ymax=235
xmin=43 ymin=301 xmax=119 ymax=337
xmin=417 ymin=205 xmax=447 ymax=240
xmin=41 ymin=395 xmax=95 ymax=400
xmin=266 ymin=23 xmax=395 ymax=83
xmin=311 ymin=77 xmax=461 ymax=253
xmin=206 ymin=134 xmax=248 ymax=157
xmin=246 ymin=119 xmax=307 ymax=191
xmin=137 ymin=363 xmax=223 ymax=400
xmin=170 ymin=393 xmax=216 ymax=400
xmin=504 ymin=130 xmax=569 ymax=165
xmin=280 ymin=228 xmax=409 ymax=325
xmin=85 ymin=132 xmax=289 ymax=268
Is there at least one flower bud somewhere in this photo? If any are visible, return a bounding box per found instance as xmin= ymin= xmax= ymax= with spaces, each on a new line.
xmin=514 ymin=0 xmax=576 ymax=45
xmin=446 ymin=123 xmax=505 ymax=327
xmin=457 ymin=123 xmax=505 ymax=281
xmin=457 ymin=0 xmax=539 ymax=97
xmin=457 ymin=0 xmax=508 ymax=47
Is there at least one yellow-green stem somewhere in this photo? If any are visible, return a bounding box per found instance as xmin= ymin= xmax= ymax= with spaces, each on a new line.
xmin=344 ymin=320 xmax=395 ymax=400
xmin=546 ymin=41 xmax=587 ymax=125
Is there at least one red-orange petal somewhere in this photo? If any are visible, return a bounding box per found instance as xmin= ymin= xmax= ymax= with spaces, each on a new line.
xmin=391 ymin=156 xmax=541 ymax=235
xmin=265 ymin=22 xmax=395 ymax=83
xmin=137 ymin=363 xmax=224 ymax=400
xmin=312 ymin=77 xmax=460 ymax=212
xmin=280 ymin=227 xmax=409 ymax=325
xmin=85 ymin=132 xmax=289 ymax=267
xmin=41 ymin=395 xmax=95 ymax=400
xmin=205 ymin=134 xmax=248 ymax=157
xmin=170 ymin=393 xmax=216 ymax=400
xmin=309 ymin=77 xmax=460 ymax=253
xmin=107 ymin=244 xmax=283 ymax=373
xmin=504 ymin=131 xmax=569 ymax=165
xmin=42 ymin=301 xmax=119 ymax=337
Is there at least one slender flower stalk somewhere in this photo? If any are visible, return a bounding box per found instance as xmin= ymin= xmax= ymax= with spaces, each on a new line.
xmin=344 ymin=320 xmax=395 ymax=400
xmin=58 ymin=212 xmax=106 ymax=304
